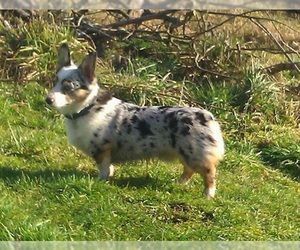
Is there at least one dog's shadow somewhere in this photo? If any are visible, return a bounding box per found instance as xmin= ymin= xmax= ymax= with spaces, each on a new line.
xmin=0 ymin=166 xmax=170 ymax=191
xmin=0 ymin=166 xmax=89 ymax=182
xmin=112 ymin=175 xmax=169 ymax=190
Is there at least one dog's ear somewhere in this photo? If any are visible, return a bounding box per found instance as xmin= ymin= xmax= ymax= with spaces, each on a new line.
xmin=78 ymin=51 xmax=97 ymax=82
xmin=57 ymin=43 xmax=71 ymax=71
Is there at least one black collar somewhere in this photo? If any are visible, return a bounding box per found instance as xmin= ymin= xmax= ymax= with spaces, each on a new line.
xmin=64 ymin=99 xmax=96 ymax=120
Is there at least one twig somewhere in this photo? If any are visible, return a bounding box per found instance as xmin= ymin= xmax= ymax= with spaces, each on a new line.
xmin=203 ymin=10 xmax=300 ymax=36
xmin=267 ymin=12 xmax=300 ymax=58
xmin=250 ymin=18 xmax=300 ymax=75
xmin=264 ymin=62 xmax=300 ymax=75
xmin=103 ymin=10 xmax=177 ymax=29
xmin=106 ymin=10 xmax=131 ymax=20
xmin=231 ymin=47 xmax=298 ymax=54
xmin=192 ymin=42 xmax=235 ymax=80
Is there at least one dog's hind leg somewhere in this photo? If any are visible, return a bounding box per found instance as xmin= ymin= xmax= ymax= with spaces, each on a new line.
xmin=177 ymin=159 xmax=195 ymax=184
xmin=195 ymin=159 xmax=217 ymax=199
xmin=93 ymin=149 xmax=114 ymax=180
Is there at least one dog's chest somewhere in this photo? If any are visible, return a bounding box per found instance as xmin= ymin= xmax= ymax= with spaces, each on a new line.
xmin=64 ymin=113 xmax=105 ymax=155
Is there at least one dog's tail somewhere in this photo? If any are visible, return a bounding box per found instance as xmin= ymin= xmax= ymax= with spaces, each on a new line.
xmin=207 ymin=119 xmax=225 ymax=162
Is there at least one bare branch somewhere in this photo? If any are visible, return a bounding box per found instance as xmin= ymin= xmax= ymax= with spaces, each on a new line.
xmin=103 ymin=10 xmax=178 ymax=29
xmin=250 ymin=18 xmax=300 ymax=75
xmin=264 ymin=62 xmax=300 ymax=75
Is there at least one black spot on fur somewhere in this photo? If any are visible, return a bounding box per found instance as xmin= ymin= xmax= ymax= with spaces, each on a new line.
xmin=195 ymin=112 xmax=206 ymax=125
xmin=166 ymin=111 xmax=176 ymax=119
xmin=158 ymin=106 xmax=171 ymax=113
xmin=102 ymin=139 xmax=110 ymax=145
xmin=179 ymin=147 xmax=189 ymax=161
xmin=126 ymin=124 xmax=132 ymax=134
xmin=170 ymin=133 xmax=177 ymax=147
xmin=169 ymin=117 xmax=178 ymax=133
xmin=150 ymin=142 xmax=155 ymax=148
xmin=199 ymin=132 xmax=216 ymax=145
xmin=92 ymin=147 xmax=103 ymax=158
xmin=95 ymin=106 xmax=103 ymax=112
xmin=117 ymin=141 xmax=123 ymax=149
xmin=164 ymin=111 xmax=176 ymax=126
xmin=137 ymin=119 xmax=153 ymax=138
xmin=207 ymin=135 xmax=216 ymax=144
xmin=96 ymin=91 xmax=112 ymax=105
xmin=131 ymin=114 xmax=139 ymax=124
xmin=127 ymin=106 xmax=140 ymax=112
xmin=93 ymin=132 xmax=98 ymax=137
xmin=187 ymin=145 xmax=193 ymax=152
xmin=122 ymin=118 xmax=128 ymax=126
xmin=181 ymin=126 xmax=190 ymax=136
xmin=90 ymin=140 xmax=97 ymax=147
xmin=181 ymin=117 xmax=193 ymax=125
xmin=195 ymin=112 xmax=213 ymax=126
xmin=122 ymin=118 xmax=132 ymax=133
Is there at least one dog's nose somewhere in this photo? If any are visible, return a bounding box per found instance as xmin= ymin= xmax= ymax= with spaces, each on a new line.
xmin=45 ymin=96 xmax=54 ymax=105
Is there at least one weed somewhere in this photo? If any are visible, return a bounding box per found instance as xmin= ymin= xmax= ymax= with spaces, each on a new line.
xmin=0 ymin=12 xmax=91 ymax=84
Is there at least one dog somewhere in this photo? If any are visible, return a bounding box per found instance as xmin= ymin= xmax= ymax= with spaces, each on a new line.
xmin=45 ymin=43 xmax=225 ymax=199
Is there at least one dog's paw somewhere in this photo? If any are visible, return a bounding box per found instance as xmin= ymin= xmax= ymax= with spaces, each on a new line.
xmin=109 ymin=164 xmax=115 ymax=177
xmin=204 ymin=187 xmax=216 ymax=199
xmin=98 ymin=164 xmax=115 ymax=181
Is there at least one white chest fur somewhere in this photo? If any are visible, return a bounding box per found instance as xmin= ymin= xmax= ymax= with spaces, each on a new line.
xmin=65 ymin=116 xmax=97 ymax=155
xmin=64 ymin=97 xmax=121 ymax=156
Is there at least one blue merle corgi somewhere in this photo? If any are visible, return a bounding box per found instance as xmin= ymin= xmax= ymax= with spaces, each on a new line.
xmin=45 ymin=43 xmax=225 ymax=199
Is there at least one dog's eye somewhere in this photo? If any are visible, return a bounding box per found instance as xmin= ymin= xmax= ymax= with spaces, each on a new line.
xmin=62 ymin=80 xmax=74 ymax=93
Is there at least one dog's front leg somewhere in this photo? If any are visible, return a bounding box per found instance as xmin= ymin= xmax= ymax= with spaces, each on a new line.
xmin=93 ymin=149 xmax=114 ymax=180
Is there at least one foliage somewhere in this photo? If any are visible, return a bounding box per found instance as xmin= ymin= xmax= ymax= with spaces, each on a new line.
xmin=0 ymin=12 xmax=92 ymax=84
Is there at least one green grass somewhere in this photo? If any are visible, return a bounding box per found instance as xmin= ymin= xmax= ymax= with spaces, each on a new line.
xmin=0 ymin=10 xmax=299 ymax=241
xmin=0 ymin=80 xmax=299 ymax=241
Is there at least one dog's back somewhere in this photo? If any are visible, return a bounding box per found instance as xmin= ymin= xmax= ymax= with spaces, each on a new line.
xmin=104 ymin=103 xmax=224 ymax=165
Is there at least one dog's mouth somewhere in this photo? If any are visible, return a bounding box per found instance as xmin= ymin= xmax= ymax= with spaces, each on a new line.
xmin=45 ymin=87 xmax=97 ymax=119
xmin=45 ymin=95 xmax=71 ymax=107
xmin=45 ymin=92 xmax=72 ymax=111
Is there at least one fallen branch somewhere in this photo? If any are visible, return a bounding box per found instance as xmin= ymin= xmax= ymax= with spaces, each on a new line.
xmin=103 ymin=10 xmax=177 ymax=28
xmin=264 ymin=62 xmax=300 ymax=75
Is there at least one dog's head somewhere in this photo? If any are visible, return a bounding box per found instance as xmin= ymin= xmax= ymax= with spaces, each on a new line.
xmin=45 ymin=43 xmax=99 ymax=116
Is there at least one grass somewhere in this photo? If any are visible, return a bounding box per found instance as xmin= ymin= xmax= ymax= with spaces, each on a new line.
xmin=0 ymin=10 xmax=299 ymax=241
xmin=0 ymin=78 xmax=299 ymax=240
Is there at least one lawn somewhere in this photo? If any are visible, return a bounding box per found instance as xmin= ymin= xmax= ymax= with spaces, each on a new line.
xmin=0 ymin=10 xmax=299 ymax=241
xmin=0 ymin=81 xmax=299 ymax=241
